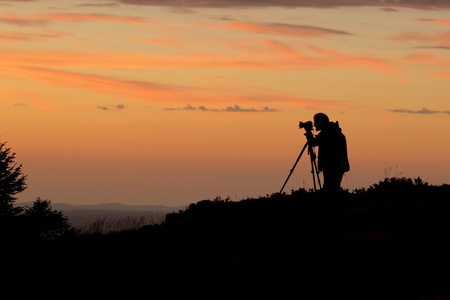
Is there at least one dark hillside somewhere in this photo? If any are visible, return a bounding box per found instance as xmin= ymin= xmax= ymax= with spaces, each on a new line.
xmin=4 ymin=178 xmax=450 ymax=298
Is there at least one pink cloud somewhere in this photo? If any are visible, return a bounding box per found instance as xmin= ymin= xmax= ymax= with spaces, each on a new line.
xmin=32 ymin=12 xmax=152 ymax=24
xmin=12 ymin=66 xmax=189 ymax=103
xmin=132 ymin=37 xmax=179 ymax=46
xmin=0 ymin=15 xmax=47 ymax=27
xmin=404 ymin=52 xmax=435 ymax=62
xmin=0 ymin=30 xmax=69 ymax=42
xmin=7 ymin=65 xmax=357 ymax=110
xmin=425 ymin=71 xmax=450 ymax=79
xmin=390 ymin=31 xmax=450 ymax=46
xmin=0 ymin=44 xmax=396 ymax=73
xmin=418 ymin=18 xmax=450 ymax=27
xmin=0 ymin=12 xmax=154 ymax=28
xmin=308 ymin=46 xmax=397 ymax=73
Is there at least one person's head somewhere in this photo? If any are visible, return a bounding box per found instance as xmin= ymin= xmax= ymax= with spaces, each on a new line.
xmin=313 ymin=113 xmax=329 ymax=131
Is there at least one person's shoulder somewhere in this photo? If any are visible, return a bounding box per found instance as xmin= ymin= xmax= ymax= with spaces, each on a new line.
xmin=329 ymin=122 xmax=343 ymax=133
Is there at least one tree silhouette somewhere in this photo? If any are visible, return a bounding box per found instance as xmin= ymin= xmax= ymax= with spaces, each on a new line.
xmin=23 ymin=198 xmax=76 ymax=240
xmin=0 ymin=140 xmax=27 ymax=217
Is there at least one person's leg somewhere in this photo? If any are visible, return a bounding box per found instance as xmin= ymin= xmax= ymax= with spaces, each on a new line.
xmin=322 ymin=170 xmax=344 ymax=192
xmin=334 ymin=171 xmax=344 ymax=191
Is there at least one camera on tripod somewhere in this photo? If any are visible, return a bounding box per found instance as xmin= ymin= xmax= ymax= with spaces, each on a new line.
xmin=280 ymin=120 xmax=322 ymax=194
xmin=299 ymin=121 xmax=313 ymax=131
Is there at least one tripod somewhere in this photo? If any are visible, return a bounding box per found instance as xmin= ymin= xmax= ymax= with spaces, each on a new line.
xmin=279 ymin=140 xmax=322 ymax=194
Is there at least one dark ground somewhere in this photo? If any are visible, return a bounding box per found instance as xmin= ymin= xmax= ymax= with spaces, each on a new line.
xmin=4 ymin=178 xmax=450 ymax=298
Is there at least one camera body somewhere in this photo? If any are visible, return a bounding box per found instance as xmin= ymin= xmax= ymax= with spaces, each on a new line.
xmin=299 ymin=121 xmax=313 ymax=131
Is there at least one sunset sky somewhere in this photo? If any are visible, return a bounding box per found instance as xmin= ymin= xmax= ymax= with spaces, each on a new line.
xmin=2 ymin=0 xmax=450 ymax=207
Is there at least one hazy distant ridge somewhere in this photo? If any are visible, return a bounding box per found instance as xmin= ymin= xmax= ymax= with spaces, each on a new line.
xmin=16 ymin=202 xmax=186 ymax=228
xmin=18 ymin=202 xmax=185 ymax=212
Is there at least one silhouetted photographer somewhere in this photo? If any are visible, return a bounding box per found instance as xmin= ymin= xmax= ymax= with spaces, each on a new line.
xmin=279 ymin=113 xmax=350 ymax=194
xmin=305 ymin=113 xmax=350 ymax=192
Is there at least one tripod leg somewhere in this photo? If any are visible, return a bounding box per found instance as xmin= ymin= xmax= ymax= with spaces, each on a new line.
xmin=308 ymin=144 xmax=322 ymax=192
xmin=279 ymin=142 xmax=308 ymax=194
xmin=313 ymin=159 xmax=322 ymax=190
xmin=309 ymin=147 xmax=317 ymax=192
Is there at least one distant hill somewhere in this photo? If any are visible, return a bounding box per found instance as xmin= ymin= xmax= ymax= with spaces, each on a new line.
xmin=16 ymin=202 xmax=186 ymax=229
xmin=17 ymin=201 xmax=186 ymax=212
xmin=50 ymin=202 xmax=186 ymax=212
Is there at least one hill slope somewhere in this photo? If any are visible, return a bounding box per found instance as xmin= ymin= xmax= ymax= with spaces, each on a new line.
xmin=6 ymin=178 xmax=450 ymax=298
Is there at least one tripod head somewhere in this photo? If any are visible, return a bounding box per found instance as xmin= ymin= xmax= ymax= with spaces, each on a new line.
xmin=299 ymin=121 xmax=315 ymax=145
xmin=299 ymin=121 xmax=315 ymax=142
xmin=299 ymin=121 xmax=313 ymax=132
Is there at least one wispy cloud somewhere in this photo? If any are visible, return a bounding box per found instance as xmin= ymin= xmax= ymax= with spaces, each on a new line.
xmin=17 ymin=66 xmax=190 ymax=101
xmin=415 ymin=46 xmax=450 ymax=50
xmin=389 ymin=107 xmax=450 ymax=115
xmin=0 ymin=42 xmax=396 ymax=73
xmin=1 ymin=0 xmax=449 ymax=10
xmin=308 ymin=46 xmax=397 ymax=73
xmin=404 ymin=52 xmax=435 ymax=62
xmin=200 ymin=21 xmax=352 ymax=38
xmin=97 ymin=104 xmax=127 ymax=111
xmin=0 ymin=96 xmax=28 ymax=107
xmin=381 ymin=7 xmax=399 ymax=12
xmin=7 ymin=65 xmax=354 ymax=110
xmin=165 ymin=104 xmax=278 ymax=112
xmin=425 ymin=71 xmax=450 ymax=79
xmin=75 ymin=3 xmax=120 ymax=7
xmin=0 ymin=12 xmax=153 ymax=28
xmin=33 ymin=12 xmax=152 ymax=24
xmin=418 ymin=18 xmax=450 ymax=27
xmin=132 ymin=37 xmax=179 ymax=46
xmin=115 ymin=0 xmax=450 ymax=9
xmin=0 ymin=15 xmax=47 ymax=27
xmin=390 ymin=31 xmax=450 ymax=47
xmin=0 ymin=30 xmax=69 ymax=42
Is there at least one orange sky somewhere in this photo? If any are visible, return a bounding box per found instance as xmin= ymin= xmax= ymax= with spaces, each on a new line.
xmin=1 ymin=0 xmax=450 ymax=206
